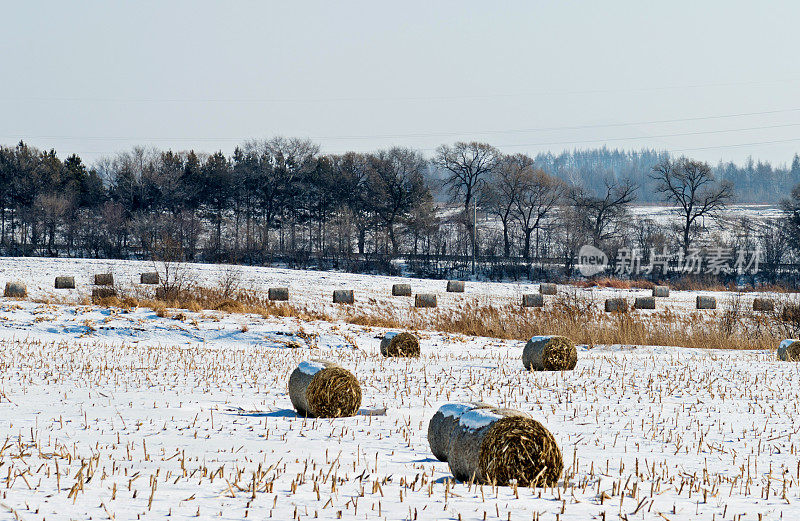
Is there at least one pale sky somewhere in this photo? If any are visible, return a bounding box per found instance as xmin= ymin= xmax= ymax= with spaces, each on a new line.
xmin=2 ymin=0 xmax=799 ymax=166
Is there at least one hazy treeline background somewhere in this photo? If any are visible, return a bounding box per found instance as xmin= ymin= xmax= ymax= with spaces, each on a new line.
xmin=1 ymin=139 xmax=799 ymax=285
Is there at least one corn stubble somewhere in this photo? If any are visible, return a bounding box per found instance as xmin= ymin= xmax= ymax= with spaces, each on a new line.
xmin=0 ymin=299 xmax=798 ymax=520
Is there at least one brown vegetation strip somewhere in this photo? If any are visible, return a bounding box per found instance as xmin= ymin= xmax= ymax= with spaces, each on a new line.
xmin=78 ymin=286 xmax=790 ymax=351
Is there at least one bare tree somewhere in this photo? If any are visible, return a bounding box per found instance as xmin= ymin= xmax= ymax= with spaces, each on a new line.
xmin=651 ymin=158 xmax=734 ymax=254
xmin=484 ymin=154 xmax=527 ymax=258
xmin=514 ymin=167 xmax=566 ymax=260
xmin=783 ymin=185 xmax=800 ymax=253
xmin=570 ymin=177 xmax=638 ymax=247
xmin=757 ymin=219 xmax=789 ymax=282
xmin=433 ymin=142 xmax=500 ymax=254
xmin=329 ymin=152 xmax=373 ymax=254
xmin=244 ymin=137 xmax=320 ymax=253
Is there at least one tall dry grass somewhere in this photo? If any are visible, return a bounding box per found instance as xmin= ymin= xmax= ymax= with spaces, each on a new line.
xmin=572 ymin=275 xmax=796 ymax=293
xmin=347 ymin=297 xmax=781 ymax=351
xmin=82 ymin=283 xmax=789 ymax=351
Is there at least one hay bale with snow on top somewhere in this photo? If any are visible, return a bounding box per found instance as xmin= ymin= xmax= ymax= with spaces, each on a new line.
xmin=54 ymin=276 xmax=75 ymax=289
xmin=696 ymin=295 xmax=717 ymax=309
xmin=447 ymin=407 xmax=563 ymax=486
xmin=522 ymin=294 xmax=544 ymax=308
xmin=446 ymin=280 xmax=465 ymax=293
xmin=522 ymin=335 xmax=577 ymax=371
xmin=652 ymin=286 xmax=670 ymax=297
xmin=379 ymin=332 xmax=420 ymax=358
xmin=634 ymin=296 xmax=655 ymax=310
xmin=753 ymin=298 xmax=774 ymax=312
xmin=392 ymin=283 xmax=412 ymax=296
xmin=414 ymin=293 xmax=437 ymax=308
xmin=268 ymin=287 xmax=289 ymax=301
xmin=539 ymin=283 xmax=557 ymax=295
xmin=427 ymin=402 xmax=491 ymax=462
xmin=288 ymin=360 xmax=361 ymax=418
xmin=778 ymin=339 xmax=800 ymax=361
xmin=333 ymin=289 xmax=354 ymax=304
xmin=4 ymin=282 xmax=27 ymax=298
xmin=94 ymin=273 xmax=114 ymax=286
xmin=140 ymin=272 xmax=159 ymax=285
xmin=605 ymin=298 xmax=628 ymax=312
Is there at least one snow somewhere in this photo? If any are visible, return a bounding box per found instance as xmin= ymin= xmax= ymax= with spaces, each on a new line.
xmin=298 ymin=360 xmax=327 ymax=376
xmin=437 ymin=402 xmax=477 ymax=419
xmin=780 ymin=339 xmax=799 ymax=350
xmin=459 ymin=408 xmax=503 ymax=431
xmin=0 ymin=257 xmax=796 ymax=519
xmin=528 ymin=335 xmax=554 ymax=343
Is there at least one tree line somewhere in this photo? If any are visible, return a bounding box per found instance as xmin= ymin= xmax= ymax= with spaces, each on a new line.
xmin=523 ymin=148 xmax=800 ymax=204
xmin=1 ymin=138 xmax=799 ymax=283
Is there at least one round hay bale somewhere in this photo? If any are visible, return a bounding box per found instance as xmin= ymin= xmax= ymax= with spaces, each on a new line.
xmin=414 ymin=293 xmax=437 ymax=308
xmin=4 ymin=282 xmax=27 ymax=298
xmin=634 ymin=296 xmax=655 ymax=310
xmin=427 ymin=402 xmax=491 ymax=462
xmin=268 ymin=287 xmax=289 ymax=301
xmin=333 ymin=289 xmax=354 ymax=304
xmin=696 ymin=295 xmax=717 ymax=309
xmin=448 ymin=408 xmax=563 ymax=486
xmin=652 ymin=285 xmax=670 ymax=298
xmin=392 ymin=283 xmax=412 ymax=296
xmin=522 ymin=335 xmax=577 ymax=371
xmin=753 ymin=298 xmax=774 ymax=312
xmin=94 ymin=273 xmax=114 ymax=286
xmin=539 ymin=283 xmax=557 ymax=295
xmin=140 ymin=272 xmax=159 ymax=285
xmin=604 ymin=298 xmax=628 ymax=312
xmin=522 ymin=294 xmax=544 ymax=308
xmin=379 ymin=332 xmax=420 ymax=358
xmin=446 ymin=281 xmax=465 ymax=293
xmin=778 ymin=339 xmax=800 ymax=361
xmin=92 ymin=287 xmax=117 ymax=300
xmin=54 ymin=276 xmax=75 ymax=289
xmin=288 ymin=360 xmax=361 ymax=418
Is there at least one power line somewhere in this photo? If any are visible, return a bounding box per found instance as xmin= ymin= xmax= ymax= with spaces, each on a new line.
xmin=2 ymin=76 xmax=799 ymax=104
xmin=22 ymin=137 xmax=800 ymax=159
xmin=669 ymin=137 xmax=800 ymax=153
xmin=477 ymin=122 xmax=800 ymax=149
xmin=4 ymin=111 xmax=800 ymax=144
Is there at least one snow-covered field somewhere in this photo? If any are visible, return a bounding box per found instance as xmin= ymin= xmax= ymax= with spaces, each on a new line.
xmin=0 ymin=257 xmax=797 ymax=520
xmin=630 ymin=203 xmax=782 ymax=224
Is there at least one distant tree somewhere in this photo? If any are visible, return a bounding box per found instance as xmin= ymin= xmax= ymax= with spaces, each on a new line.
xmin=651 ymin=158 xmax=734 ymax=254
xmin=245 ymin=137 xmax=319 ymax=253
xmin=305 ymin=156 xmax=340 ymax=255
xmin=782 ymin=185 xmax=800 ymax=254
xmin=629 ymin=216 xmax=667 ymax=267
xmin=484 ymin=154 xmax=528 ymax=258
xmin=200 ymin=151 xmax=231 ymax=257
xmin=330 ymin=152 xmax=373 ymax=254
xmin=231 ymin=147 xmax=261 ymax=258
xmin=404 ymin=189 xmax=439 ymax=255
xmin=154 ymin=151 xmax=188 ymax=214
xmin=570 ymin=177 xmax=638 ymax=247
xmin=756 ymin=219 xmax=789 ymax=283
xmin=433 ymin=142 xmax=500 ymax=254
xmin=513 ymin=167 xmax=566 ymax=260
xmin=0 ymin=145 xmax=17 ymax=245
xmin=367 ymin=148 xmax=428 ymax=255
